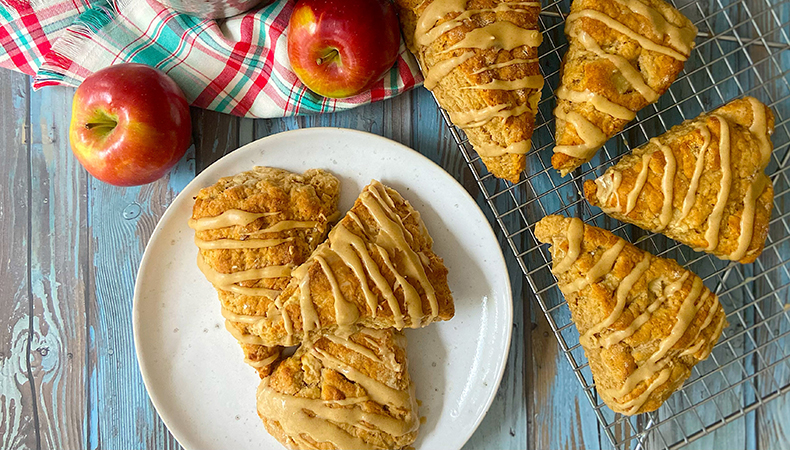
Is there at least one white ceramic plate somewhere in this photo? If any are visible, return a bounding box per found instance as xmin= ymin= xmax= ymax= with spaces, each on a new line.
xmin=133 ymin=128 xmax=513 ymax=450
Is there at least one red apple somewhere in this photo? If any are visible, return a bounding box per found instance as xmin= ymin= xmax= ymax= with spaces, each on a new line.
xmin=69 ymin=63 xmax=192 ymax=187
xmin=287 ymin=0 xmax=401 ymax=99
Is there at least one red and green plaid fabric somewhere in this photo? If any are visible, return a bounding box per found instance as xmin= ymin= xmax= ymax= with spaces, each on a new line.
xmin=0 ymin=0 xmax=104 ymax=74
xmin=0 ymin=0 xmax=423 ymax=118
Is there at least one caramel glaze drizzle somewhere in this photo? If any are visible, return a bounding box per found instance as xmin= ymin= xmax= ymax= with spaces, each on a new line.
xmin=190 ymin=207 xmax=331 ymax=298
xmin=415 ymin=0 xmax=543 ymax=157
xmin=187 ymin=209 xmax=278 ymax=231
xmin=551 ymin=218 xmax=722 ymax=413
xmin=255 ymin=334 xmax=419 ymax=449
xmin=554 ymin=0 xmax=696 ymax=166
xmin=197 ymin=255 xmax=289 ymax=298
xmin=255 ymin=181 xmax=439 ymax=344
xmin=595 ymin=101 xmax=772 ymax=262
xmin=703 ymin=116 xmax=732 ymax=252
xmin=191 ymin=207 xmax=332 ymax=357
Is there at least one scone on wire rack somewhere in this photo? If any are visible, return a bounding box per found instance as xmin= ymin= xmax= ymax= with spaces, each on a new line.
xmin=189 ymin=166 xmax=340 ymax=377
xmin=249 ymin=180 xmax=455 ymax=347
xmin=257 ymin=328 xmax=420 ymax=450
xmin=552 ymin=0 xmax=698 ymax=175
xmin=584 ymin=97 xmax=774 ymax=264
xmin=395 ymin=0 xmax=543 ymax=183
xmin=535 ymin=214 xmax=727 ymax=415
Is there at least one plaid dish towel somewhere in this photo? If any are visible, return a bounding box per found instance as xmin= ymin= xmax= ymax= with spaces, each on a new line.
xmin=0 ymin=0 xmax=423 ymax=118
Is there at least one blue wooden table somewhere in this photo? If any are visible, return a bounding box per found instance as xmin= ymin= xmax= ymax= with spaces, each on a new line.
xmin=1 ymin=56 xmax=789 ymax=449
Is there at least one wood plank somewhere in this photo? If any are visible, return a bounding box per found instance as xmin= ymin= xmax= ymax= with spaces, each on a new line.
xmin=27 ymin=83 xmax=88 ymax=450
xmin=254 ymin=115 xmax=300 ymax=140
xmin=750 ymin=2 xmax=790 ymax=449
xmin=0 ymin=72 xmax=37 ymax=450
xmin=239 ymin=117 xmax=255 ymax=147
xmin=87 ymin=115 xmax=195 ymax=449
xmin=192 ymin=107 xmax=239 ymax=172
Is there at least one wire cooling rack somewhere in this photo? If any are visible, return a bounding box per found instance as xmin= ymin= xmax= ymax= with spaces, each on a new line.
xmin=431 ymin=0 xmax=790 ymax=448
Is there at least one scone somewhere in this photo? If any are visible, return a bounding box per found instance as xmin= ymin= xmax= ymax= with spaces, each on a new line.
xmin=189 ymin=167 xmax=340 ymax=376
xmin=553 ymin=0 xmax=698 ymax=175
xmin=535 ymin=215 xmax=727 ymax=415
xmin=395 ymin=0 xmax=543 ymax=183
xmin=584 ymin=97 xmax=774 ymax=264
xmin=250 ymin=180 xmax=455 ymax=346
xmin=257 ymin=328 xmax=419 ymax=450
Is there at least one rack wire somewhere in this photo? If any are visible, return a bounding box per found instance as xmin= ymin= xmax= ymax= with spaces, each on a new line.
xmin=432 ymin=0 xmax=790 ymax=448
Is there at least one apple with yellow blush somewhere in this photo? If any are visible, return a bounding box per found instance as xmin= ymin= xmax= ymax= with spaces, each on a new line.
xmin=287 ymin=0 xmax=401 ymax=99
xmin=69 ymin=63 xmax=192 ymax=187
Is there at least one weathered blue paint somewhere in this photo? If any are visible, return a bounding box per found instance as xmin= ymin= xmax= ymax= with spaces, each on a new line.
xmin=28 ymin=79 xmax=88 ymax=450
xmin=2 ymin=2 xmax=790 ymax=444
xmin=0 ymin=70 xmax=36 ymax=450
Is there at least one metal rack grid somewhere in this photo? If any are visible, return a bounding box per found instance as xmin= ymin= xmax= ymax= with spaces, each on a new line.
xmin=432 ymin=0 xmax=790 ymax=448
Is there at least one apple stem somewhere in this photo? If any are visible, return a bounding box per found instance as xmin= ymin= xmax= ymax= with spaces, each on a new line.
xmin=316 ymin=49 xmax=339 ymax=66
xmin=84 ymin=120 xmax=117 ymax=130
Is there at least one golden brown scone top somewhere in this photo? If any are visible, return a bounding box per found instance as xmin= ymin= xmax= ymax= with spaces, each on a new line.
xmin=585 ymin=97 xmax=774 ymax=264
xmin=535 ymin=215 xmax=727 ymax=415
xmin=553 ymin=0 xmax=697 ymax=175
xmin=251 ymin=180 xmax=454 ymax=347
xmin=257 ymin=329 xmax=419 ymax=450
xmin=190 ymin=167 xmax=340 ymax=377
xmin=191 ymin=167 xmax=340 ymax=279
xmin=395 ymin=0 xmax=543 ymax=182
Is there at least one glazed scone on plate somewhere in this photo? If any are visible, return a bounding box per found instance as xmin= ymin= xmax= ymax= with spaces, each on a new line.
xmin=584 ymin=97 xmax=774 ymax=264
xmin=552 ymin=0 xmax=697 ymax=175
xmin=395 ymin=0 xmax=543 ymax=183
xmin=251 ymin=180 xmax=455 ymax=347
xmin=189 ymin=167 xmax=340 ymax=376
xmin=257 ymin=328 xmax=419 ymax=450
xmin=535 ymin=215 xmax=727 ymax=415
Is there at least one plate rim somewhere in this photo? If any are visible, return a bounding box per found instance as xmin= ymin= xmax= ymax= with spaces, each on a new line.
xmin=132 ymin=127 xmax=514 ymax=450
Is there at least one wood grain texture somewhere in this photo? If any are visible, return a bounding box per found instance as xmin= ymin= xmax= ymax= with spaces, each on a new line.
xmin=28 ymin=83 xmax=88 ymax=450
xmin=0 ymin=71 xmax=37 ymax=450
xmin=86 ymin=120 xmax=193 ymax=449
xmin=192 ymin=107 xmax=239 ymax=172
xmin=523 ymin=144 xmax=602 ymax=449
xmin=1 ymin=1 xmax=790 ymax=442
xmin=748 ymin=3 xmax=790 ymax=450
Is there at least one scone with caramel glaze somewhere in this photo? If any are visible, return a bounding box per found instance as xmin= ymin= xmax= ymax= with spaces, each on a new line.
xmin=250 ymin=180 xmax=455 ymax=347
xmin=585 ymin=97 xmax=774 ymax=264
xmin=553 ymin=0 xmax=697 ymax=175
xmin=257 ymin=328 xmax=419 ymax=450
xmin=189 ymin=167 xmax=340 ymax=376
xmin=395 ymin=0 xmax=543 ymax=183
xmin=535 ymin=215 xmax=727 ymax=415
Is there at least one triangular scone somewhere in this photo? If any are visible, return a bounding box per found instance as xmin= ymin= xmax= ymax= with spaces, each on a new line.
xmin=251 ymin=180 xmax=454 ymax=346
xmin=257 ymin=328 xmax=419 ymax=449
xmin=189 ymin=167 xmax=340 ymax=376
xmin=535 ymin=215 xmax=727 ymax=415
xmin=395 ymin=0 xmax=543 ymax=183
xmin=552 ymin=0 xmax=697 ymax=175
xmin=584 ymin=97 xmax=775 ymax=264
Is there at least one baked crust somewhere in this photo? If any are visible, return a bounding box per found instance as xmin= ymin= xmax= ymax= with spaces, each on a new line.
xmin=251 ymin=180 xmax=455 ymax=347
xmin=257 ymin=329 xmax=419 ymax=450
xmin=395 ymin=0 xmax=542 ymax=183
xmin=535 ymin=215 xmax=727 ymax=415
xmin=553 ymin=0 xmax=697 ymax=175
xmin=584 ymin=97 xmax=775 ymax=264
xmin=191 ymin=167 xmax=340 ymax=376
